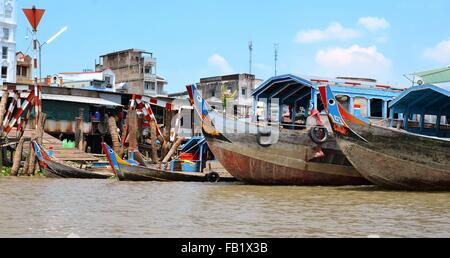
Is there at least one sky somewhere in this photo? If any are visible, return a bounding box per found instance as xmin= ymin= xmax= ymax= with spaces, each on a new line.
xmin=15 ymin=0 xmax=450 ymax=93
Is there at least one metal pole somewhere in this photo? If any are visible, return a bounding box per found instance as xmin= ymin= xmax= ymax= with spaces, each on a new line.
xmin=33 ymin=30 xmax=39 ymax=121
xmin=39 ymin=42 xmax=42 ymax=81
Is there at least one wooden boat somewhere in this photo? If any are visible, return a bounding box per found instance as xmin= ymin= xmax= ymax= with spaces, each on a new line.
xmin=318 ymin=85 xmax=450 ymax=191
xmin=32 ymin=141 xmax=114 ymax=179
xmin=101 ymin=143 xmax=235 ymax=183
xmin=186 ymin=84 xmax=370 ymax=186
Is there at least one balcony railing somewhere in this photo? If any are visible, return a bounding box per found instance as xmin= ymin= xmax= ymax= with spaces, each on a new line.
xmin=144 ymin=57 xmax=157 ymax=65
xmin=144 ymin=74 xmax=157 ymax=81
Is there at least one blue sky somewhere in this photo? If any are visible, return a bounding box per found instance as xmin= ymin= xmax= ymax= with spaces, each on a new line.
xmin=16 ymin=0 xmax=450 ymax=93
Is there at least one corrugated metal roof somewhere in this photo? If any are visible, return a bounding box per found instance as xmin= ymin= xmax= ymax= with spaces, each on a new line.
xmin=43 ymin=94 xmax=123 ymax=107
xmin=389 ymin=84 xmax=450 ymax=115
xmin=18 ymin=93 xmax=122 ymax=107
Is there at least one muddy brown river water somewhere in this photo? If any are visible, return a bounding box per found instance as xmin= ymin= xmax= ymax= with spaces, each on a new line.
xmin=0 ymin=177 xmax=448 ymax=238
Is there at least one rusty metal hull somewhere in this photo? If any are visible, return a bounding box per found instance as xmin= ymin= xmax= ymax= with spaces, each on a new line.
xmin=336 ymin=123 xmax=450 ymax=191
xmin=206 ymin=133 xmax=369 ymax=186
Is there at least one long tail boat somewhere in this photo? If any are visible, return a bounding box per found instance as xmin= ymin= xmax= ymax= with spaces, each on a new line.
xmin=318 ymin=85 xmax=450 ymax=191
xmin=101 ymin=143 xmax=235 ymax=183
xmin=32 ymin=141 xmax=114 ymax=179
xmin=186 ymin=84 xmax=369 ymax=186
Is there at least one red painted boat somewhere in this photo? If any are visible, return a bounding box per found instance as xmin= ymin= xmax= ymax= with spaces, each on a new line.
xmin=186 ymin=84 xmax=369 ymax=186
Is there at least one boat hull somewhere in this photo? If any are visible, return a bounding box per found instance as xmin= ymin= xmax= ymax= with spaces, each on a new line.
xmin=44 ymin=159 xmax=113 ymax=179
xmin=336 ymin=123 xmax=450 ymax=191
xmin=206 ymin=133 xmax=369 ymax=186
xmin=117 ymin=163 xmax=236 ymax=183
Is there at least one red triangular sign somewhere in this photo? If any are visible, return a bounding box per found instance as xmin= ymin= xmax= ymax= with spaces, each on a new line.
xmin=23 ymin=7 xmax=45 ymax=31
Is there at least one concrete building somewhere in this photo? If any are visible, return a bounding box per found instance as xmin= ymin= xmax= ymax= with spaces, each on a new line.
xmin=168 ymin=90 xmax=189 ymax=100
xmin=95 ymin=49 xmax=168 ymax=96
xmin=197 ymin=74 xmax=262 ymax=117
xmin=0 ymin=0 xmax=16 ymax=83
xmin=47 ymin=69 xmax=117 ymax=92
xmin=16 ymin=51 xmax=32 ymax=84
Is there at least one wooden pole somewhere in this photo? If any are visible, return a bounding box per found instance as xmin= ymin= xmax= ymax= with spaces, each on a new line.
xmin=150 ymin=120 xmax=159 ymax=163
xmin=0 ymin=90 xmax=9 ymax=129
xmin=137 ymin=114 xmax=144 ymax=146
xmin=162 ymin=137 xmax=185 ymax=163
xmin=108 ymin=116 xmax=120 ymax=153
xmin=0 ymin=90 xmax=9 ymax=174
xmin=79 ymin=109 xmax=84 ymax=152
xmin=10 ymin=136 xmax=25 ymax=176
xmin=128 ymin=110 xmax=138 ymax=152
xmin=26 ymin=113 xmax=46 ymax=176
xmin=75 ymin=117 xmax=80 ymax=148
xmin=160 ymin=140 xmax=170 ymax=162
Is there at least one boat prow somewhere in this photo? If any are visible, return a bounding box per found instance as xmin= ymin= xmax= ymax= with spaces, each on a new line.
xmin=33 ymin=141 xmax=114 ymax=179
xmin=319 ymin=85 xmax=450 ymax=191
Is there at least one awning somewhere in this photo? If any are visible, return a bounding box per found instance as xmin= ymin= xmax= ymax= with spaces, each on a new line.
xmin=389 ymin=84 xmax=450 ymax=116
xmin=408 ymin=66 xmax=450 ymax=85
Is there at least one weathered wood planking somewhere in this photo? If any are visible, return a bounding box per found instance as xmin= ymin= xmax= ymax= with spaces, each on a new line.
xmin=7 ymin=128 xmax=99 ymax=162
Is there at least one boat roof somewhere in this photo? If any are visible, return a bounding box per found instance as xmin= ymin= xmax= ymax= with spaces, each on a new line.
xmin=252 ymin=74 xmax=403 ymax=103
xmin=181 ymin=137 xmax=207 ymax=153
xmin=389 ymin=84 xmax=450 ymax=116
xmin=252 ymin=74 xmax=313 ymax=99
xmin=408 ymin=66 xmax=450 ymax=85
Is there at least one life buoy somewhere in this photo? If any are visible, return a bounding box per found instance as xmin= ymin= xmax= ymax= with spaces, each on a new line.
xmin=206 ymin=172 xmax=220 ymax=183
xmin=310 ymin=126 xmax=329 ymax=144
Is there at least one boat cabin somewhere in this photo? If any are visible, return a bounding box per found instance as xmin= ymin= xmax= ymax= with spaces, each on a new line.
xmin=252 ymin=74 xmax=402 ymax=128
xmin=170 ymin=136 xmax=214 ymax=173
xmin=388 ymin=84 xmax=450 ymax=138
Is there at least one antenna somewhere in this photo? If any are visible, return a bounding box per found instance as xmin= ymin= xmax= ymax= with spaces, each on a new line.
xmin=274 ymin=43 xmax=279 ymax=76
xmin=249 ymin=41 xmax=253 ymax=75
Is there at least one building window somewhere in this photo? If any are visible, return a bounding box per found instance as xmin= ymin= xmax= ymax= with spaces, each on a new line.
xmin=211 ymin=90 xmax=215 ymax=97
xmin=3 ymin=28 xmax=9 ymax=41
xmin=16 ymin=66 xmax=28 ymax=77
xmin=1 ymin=66 xmax=7 ymax=79
xmin=5 ymin=3 xmax=13 ymax=18
xmin=145 ymin=82 xmax=156 ymax=91
xmin=104 ymin=76 xmax=112 ymax=86
xmin=242 ymin=88 xmax=247 ymax=97
xmin=2 ymin=47 xmax=8 ymax=59
xmin=144 ymin=66 xmax=154 ymax=75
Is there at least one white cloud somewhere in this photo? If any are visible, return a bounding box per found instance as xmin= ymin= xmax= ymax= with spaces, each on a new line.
xmin=315 ymin=45 xmax=392 ymax=78
xmin=208 ymin=54 xmax=234 ymax=74
xmin=358 ymin=17 xmax=390 ymax=32
xmin=423 ymin=38 xmax=450 ymax=64
xmin=295 ymin=22 xmax=360 ymax=43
